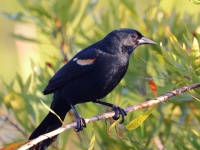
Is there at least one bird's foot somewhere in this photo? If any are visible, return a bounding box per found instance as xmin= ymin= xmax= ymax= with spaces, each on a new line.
xmin=93 ymin=99 xmax=127 ymax=123
xmin=74 ymin=115 xmax=86 ymax=132
xmin=112 ymin=105 xmax=127 ymax=124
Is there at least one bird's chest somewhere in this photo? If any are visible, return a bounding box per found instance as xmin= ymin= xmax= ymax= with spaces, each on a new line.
xmin=93 ymin=55 xmax=129 ymax=92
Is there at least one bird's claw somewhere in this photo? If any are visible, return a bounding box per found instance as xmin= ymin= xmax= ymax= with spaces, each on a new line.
xmin=74 ymin=116 xmax=86 ymax=132
xmin=112 ymin=105 xmax=127 ymax=124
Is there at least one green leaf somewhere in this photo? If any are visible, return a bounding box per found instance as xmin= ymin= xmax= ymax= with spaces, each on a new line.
xmin=16 ymin=73 xmax=23 ymax=93
xmin=190 ymin=0 xmax=200 ymax=5
xmin=121 ymin=0 xmax=137 ymax=18
xmin=88 ymin=122 xmax=95 ymax=150
xmin=11 ymin=33 xmax=40 ymax=43
xmin=23 ymin=75 xmax=32 ymax=93
xmin=29 ymin=3 xmax=52 ymax=18
xmin=126 ymin=105 xmax=157 ymax=130
xmin=108 ymin=119 xmax=121 ymax=133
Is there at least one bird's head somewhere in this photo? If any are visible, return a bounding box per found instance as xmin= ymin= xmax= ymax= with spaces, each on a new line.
xmin=104 ymin=28 xmax=156 ymax=55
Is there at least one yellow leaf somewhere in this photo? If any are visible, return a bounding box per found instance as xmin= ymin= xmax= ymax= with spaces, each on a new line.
xmin=40 ymin=100 xmax=65 ymax=125
xmin=169 ymin=32 xmax=178 ymax=43
xmin=108 ymin=119 xmax=121 ymax=133
xmin=126 ymin=105 xmax=157 ymax=130
xmin=192 ymin=128 xmax=200 ymax=137
xmin=1 ymin=140 xmax=27 ymax=150
xmin=88 ymin=122 xmax=95 ymax=150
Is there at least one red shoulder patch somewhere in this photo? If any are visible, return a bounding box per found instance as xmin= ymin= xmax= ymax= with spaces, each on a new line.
xmin=76 ymin=58 xmax=96 ymax=66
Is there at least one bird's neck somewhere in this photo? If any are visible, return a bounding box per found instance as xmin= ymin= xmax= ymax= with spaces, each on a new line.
xmin=99 ymin=36 xmax=122 ymax=54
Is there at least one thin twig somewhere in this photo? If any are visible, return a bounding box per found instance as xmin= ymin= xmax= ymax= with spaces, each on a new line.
xmin=0 ymin=114 xmax=28 ymax=138
xmin=105 ymin=119 xmax=147 ymax=149
xmin=18 ymin=82 xmax=200 ymax=150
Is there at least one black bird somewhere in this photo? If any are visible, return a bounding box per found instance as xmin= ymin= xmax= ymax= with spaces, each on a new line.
xmin=29 ymin=28 xmax=156 ymax=149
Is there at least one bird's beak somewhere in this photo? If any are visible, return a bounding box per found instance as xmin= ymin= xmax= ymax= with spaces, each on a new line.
xmin=138 ymin=37 xmax=156 ymax=45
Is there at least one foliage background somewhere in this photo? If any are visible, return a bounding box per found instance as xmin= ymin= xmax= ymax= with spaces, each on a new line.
xmin=0 ymin=0 xmax=200 ymax=149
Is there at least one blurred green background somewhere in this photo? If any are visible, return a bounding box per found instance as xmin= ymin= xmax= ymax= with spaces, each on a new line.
xmin=0 ymin=0 xmax=200 ymax=149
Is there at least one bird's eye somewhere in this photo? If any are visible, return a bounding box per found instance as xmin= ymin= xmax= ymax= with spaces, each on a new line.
xmin=131 ymin=33 xmax=138 ymax=40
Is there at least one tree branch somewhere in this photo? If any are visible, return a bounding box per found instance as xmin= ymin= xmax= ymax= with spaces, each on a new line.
xmin=18 ymin=82 xmax=200 ymax=150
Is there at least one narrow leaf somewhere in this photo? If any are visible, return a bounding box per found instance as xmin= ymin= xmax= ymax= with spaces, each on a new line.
xmin=190 ymin=0 xmax=200 ymax=5
xmin=88 ymin=122 xmax=95 ymax=150
xmin=126 ymin=105 xmax=157 ymax=130
xmin=148 ymin=80 xmax=157 ymax=96
xmin=1 ymin=140 xmax=27 ymax=150
xmin=108 ymin=119 xmax=121 ymax=133
xmin=16 ymin=73 xmax=23 ymax=92
xmin=11 ymin=34 xmax=40 ymax=43
xmin=40 ymin=100 xmax=65 ymax=125
xmin=23 ymin=75 xmax=32 ymax=92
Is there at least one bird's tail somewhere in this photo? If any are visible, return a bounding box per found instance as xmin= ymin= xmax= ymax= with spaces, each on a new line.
xmin=29 ymin=101 xmax=71 ymax=150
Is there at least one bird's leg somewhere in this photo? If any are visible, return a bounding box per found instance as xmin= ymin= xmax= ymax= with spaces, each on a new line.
xmin=93 ymin=99 xmax=127 ymax=123
xmin=70 ymin=104 xmax=86 ymax=132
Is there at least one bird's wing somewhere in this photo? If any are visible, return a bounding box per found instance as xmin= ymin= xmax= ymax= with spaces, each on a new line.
xmin=43 ymin=49 xmax=100 ymax=95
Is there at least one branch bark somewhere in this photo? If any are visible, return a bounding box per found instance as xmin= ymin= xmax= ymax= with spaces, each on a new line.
xmin=18 ymin=82 xmax=200 ymax=150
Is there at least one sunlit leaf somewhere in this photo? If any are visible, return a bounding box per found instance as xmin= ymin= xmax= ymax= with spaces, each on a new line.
xmin=88 ymin=122 xmax=95 ymax=150
xmin=188 ymin=93 xmax=200 ymax=102
xmin=40 ymin=100 xmax=65 ymax=125
xmin=23 ymin=75 xmax=32 ymax=93
xmin=190 ymin=0 xmax=200 ymax=5
xmin=126 ymin=105 xmax=157 ymax=130
xmin=191 ymin=128 xmax=200 ymax=137
xmin=29 ymin=3 xmax=51 ymax=18
xmin=108 ymin=119 xmax=121 ymax=133
xmin=16 ymin=73 xmax=23 ymax=92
